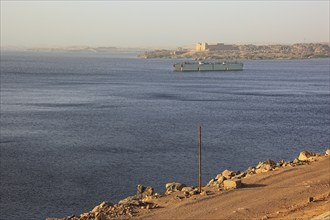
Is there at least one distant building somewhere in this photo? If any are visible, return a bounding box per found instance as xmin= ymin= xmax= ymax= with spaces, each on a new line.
xmin=196 ymin=42 xmax=208 ymax=51
xmin=196 ymin=42 xmax=239 ymax=51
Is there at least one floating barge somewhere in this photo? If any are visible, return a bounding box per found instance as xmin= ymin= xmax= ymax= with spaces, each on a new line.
xmin=173 ymin=61 xmax=243 ymax=72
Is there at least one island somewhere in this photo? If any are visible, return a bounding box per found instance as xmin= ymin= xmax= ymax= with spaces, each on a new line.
xmin=139 ymin=42 xmax=330 ymax=60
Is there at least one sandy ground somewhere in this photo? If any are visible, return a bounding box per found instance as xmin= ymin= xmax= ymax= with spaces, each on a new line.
xmin=136 ymin=156 xmax=330 ymax=219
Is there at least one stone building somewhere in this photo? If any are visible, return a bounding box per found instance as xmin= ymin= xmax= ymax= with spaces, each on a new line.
xmin=196 ymin=42 xmax=208 ymax=51
xmin=196 ymin=42 xmax=239 ymax=51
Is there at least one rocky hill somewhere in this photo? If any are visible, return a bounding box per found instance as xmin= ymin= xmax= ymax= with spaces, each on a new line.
xmin=139 ymin=43 xmax=330 ymax=60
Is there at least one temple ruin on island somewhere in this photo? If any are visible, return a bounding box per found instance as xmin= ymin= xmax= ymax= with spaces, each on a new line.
xmin=196 ymin=42 xmax=239 ymax=52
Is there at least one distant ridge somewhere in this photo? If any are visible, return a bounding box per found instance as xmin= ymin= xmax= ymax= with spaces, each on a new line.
xmin=1 ymin=46 xmax=146 ymax=53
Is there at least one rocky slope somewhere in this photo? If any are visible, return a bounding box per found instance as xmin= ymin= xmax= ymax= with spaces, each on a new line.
xmin=47 ymin=149 xmax=330 ymax=220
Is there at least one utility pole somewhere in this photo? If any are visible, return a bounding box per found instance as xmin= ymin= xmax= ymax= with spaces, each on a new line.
xmin=198 ymin=126 xmax=202 ymax=193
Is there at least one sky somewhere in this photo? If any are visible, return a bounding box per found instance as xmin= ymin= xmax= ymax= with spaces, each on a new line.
xmin=1 ymin=1 xmax=329 ymax=48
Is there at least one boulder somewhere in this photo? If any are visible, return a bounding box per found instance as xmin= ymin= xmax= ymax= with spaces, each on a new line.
xmin=189 ymin=189 xmax=199 ymax=195
xmin=222 ymin=169 xmax=235 ymax=179
xmin=120 ymin=185 xmax=155 ymax=207
xmin=277 ymin=160 xmax=285 ymax=167
xmin=207 ymin=178 xmax=217 ymax=187
xmin=293 ymin=158 xmax=300 ymax=164
xmin=223 ymin=179 xmax=242 ymax=190
xmin=80 ymin=212 xmax=90 ymax=218
xmin=262 ymin=164 xmax=273 ymax=171
xmin=95 ymin=211 xmax=106 ymax=220
xmin=255 ymin=160 xmax=276 ymax=173
xmin=215 ymin=173 xmax=223 ymax=179
xmin=143 ymin=186 xmax=154 ymax=196
xmin=256 ymin=160 xmax=275 ymax=168
xmin=181 ymin=187 xmax=194 ymax=192
xmin=298 ymin=151 xmax=316 ymax=161
xmin=100 ymin=201 xmax=111 ymax=209
xmin=232 ymin=172 xmax=246 ymax=179
xmin=255 ymin=168 xmax=263 ymax=173
xmin=118 ymin=195 xmax=140 ymax=205
xmin=200 ymin=191 xmax=208 ymax=196
xmin=145 ymin=202 xmax=157 ymax=209
xmin=207 ymin=175 xmax=227 ymax=187
xmin=246 ymin=166 xmax=256 ymax=176
xmin=326 ymin=149 xmax=330 ymax=155
xmin=256 ymin=162 xmax=263 ymax=169
xmin=217 ymin=176 xmax=226 ymax=183
xmin=137 ymin=184 xmax=145 ymax=194
xmin=165 ymin=182 xmax=186 ymax=193
xmin=91 ymin=202 xmax=107 ymax=213
xmin=92 ymin=205 xmax=100 ymax=213
xmin=137 ymin=184 xmax=154 ymax=197
xmin=247 ymin=166 xmax=256 ymax=172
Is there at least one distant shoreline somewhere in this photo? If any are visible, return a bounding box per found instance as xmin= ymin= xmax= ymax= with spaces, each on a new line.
xmin=139 ymin=43 xmax=330 ymax=60
xmin=0 ymin=46 xmax=146 ymax=53
xmin=2 ymin=43 xmax=329 ymax=61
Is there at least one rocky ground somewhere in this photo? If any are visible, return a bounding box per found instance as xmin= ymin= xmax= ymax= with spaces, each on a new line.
xmin=139 ymin=43 xmax=330 ymax=60
xmin=47 ymin=149 xmax=330 ymax=220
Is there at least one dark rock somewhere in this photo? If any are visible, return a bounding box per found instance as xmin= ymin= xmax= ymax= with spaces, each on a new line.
xmin=183 ymin=191 xmax=190 ymax=197
xmin=137 ymin=184 xmax=154 ymax=197
xmin=143 ymin=186 xmax=154 ymax=196
xmin=137 ymin=184 xmax=145 ymax=194
xmin=277 ymin=160 xmax=285 ymax=167
xmin=189 ymin=189 xmax=199 ymax=195
xmin=232 ymin=172 xmax=246 ymax=179
xmin=308 ymin=197 xmax=314 ymax=203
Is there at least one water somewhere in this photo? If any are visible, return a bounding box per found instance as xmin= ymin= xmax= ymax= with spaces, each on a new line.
xmin=1 ymin=51 xmax=329 ymax=219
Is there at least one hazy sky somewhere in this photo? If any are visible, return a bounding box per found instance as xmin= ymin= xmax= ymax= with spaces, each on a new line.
xmin=1 ymin=1 xmax=329 ymax=48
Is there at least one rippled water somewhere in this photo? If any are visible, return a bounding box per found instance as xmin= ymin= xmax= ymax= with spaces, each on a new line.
xmin=1 ymin=51 xmax=329 ymax=219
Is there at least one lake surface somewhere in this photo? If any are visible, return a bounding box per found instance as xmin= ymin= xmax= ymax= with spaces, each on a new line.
xmin=0 ymin=51 xmax=329 ymax=219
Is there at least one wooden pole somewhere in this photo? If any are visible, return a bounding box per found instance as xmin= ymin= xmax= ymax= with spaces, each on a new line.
xmin=198 ymin=126 xmax=202 ymax=193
